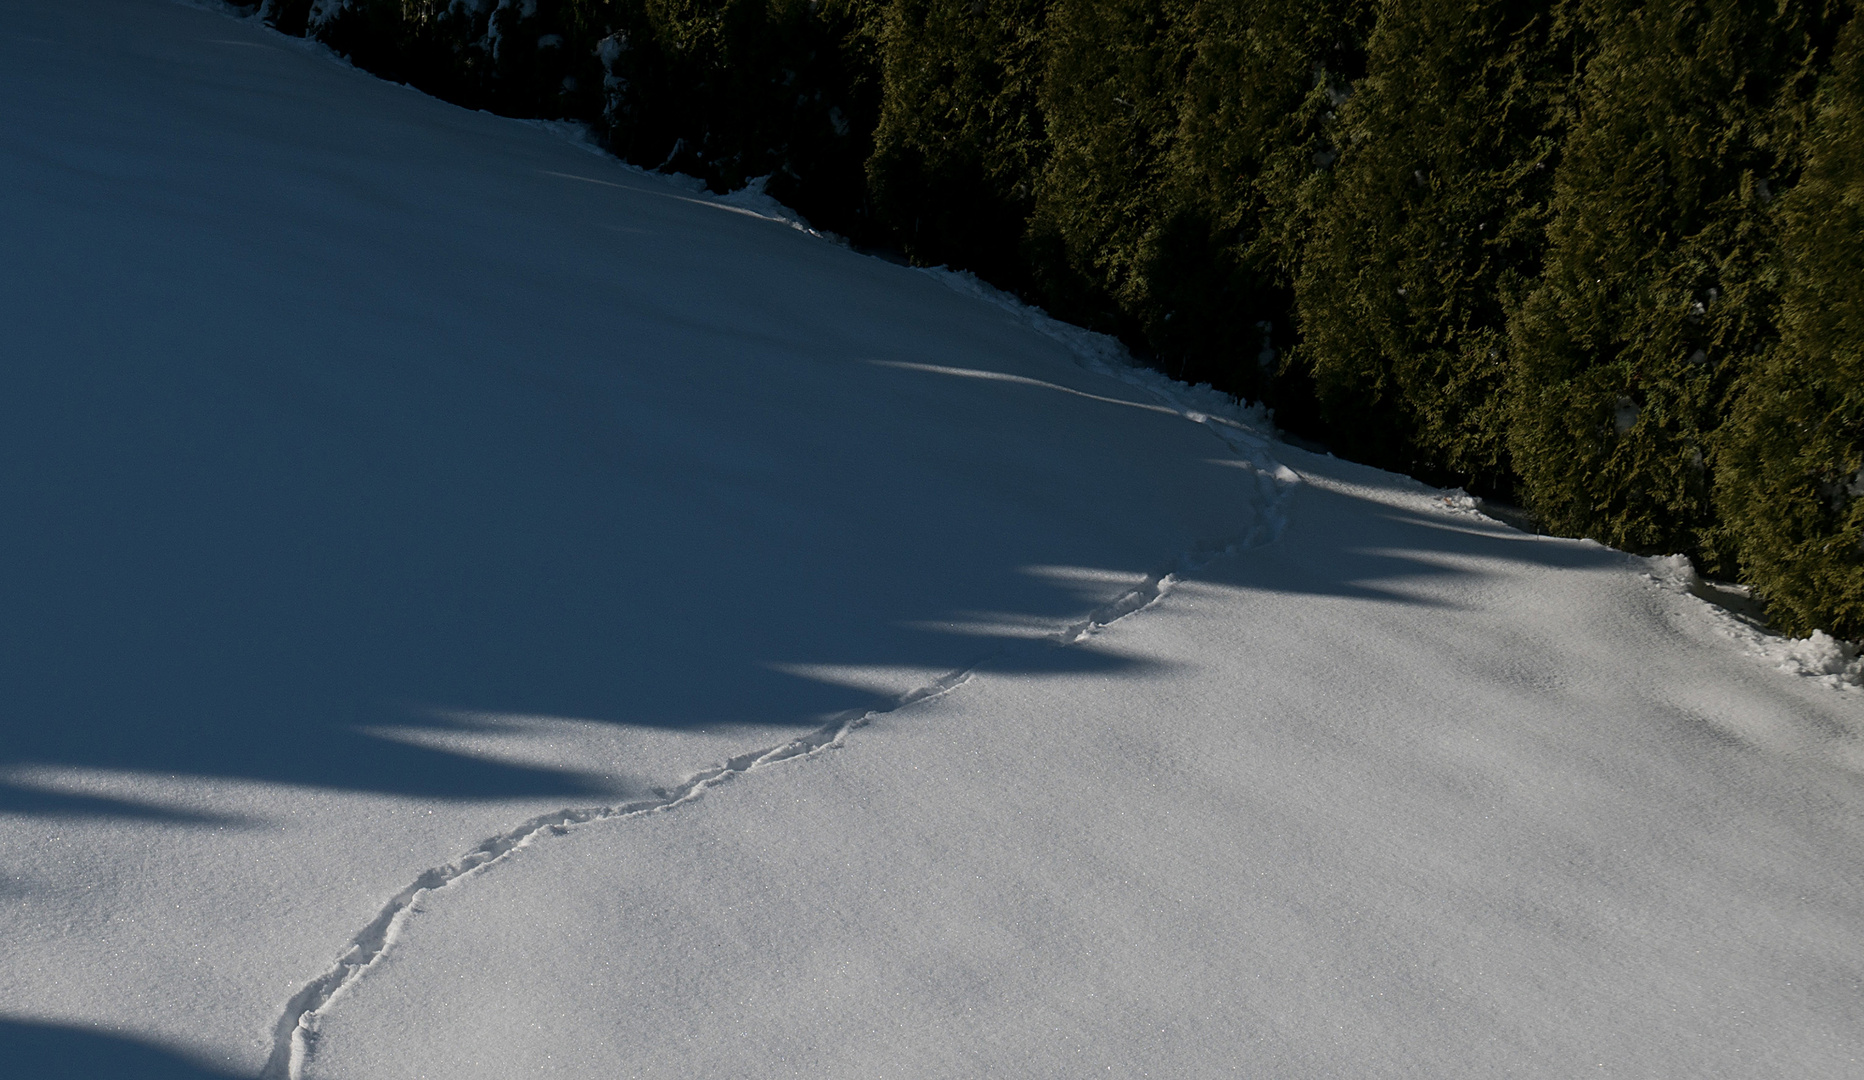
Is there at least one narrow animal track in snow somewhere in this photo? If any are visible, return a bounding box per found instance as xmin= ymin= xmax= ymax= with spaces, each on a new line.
xmin=260 ymin=271 xmax=1300 ymax=1080
xmin=258 ymin=502 xmax=1295 ymax=1078
xmin=259 ymin=494 xmax=1296 ymax=1079
xmin=260 ymin=672 xmax=984 ymax=1077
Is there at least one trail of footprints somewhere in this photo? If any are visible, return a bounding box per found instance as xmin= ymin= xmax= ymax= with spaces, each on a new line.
xmin=263 ymin=388 xmax=1298 ymax=1080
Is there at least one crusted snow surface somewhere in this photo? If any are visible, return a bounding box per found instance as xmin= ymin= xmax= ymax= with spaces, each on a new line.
xmin=3 ymin=2 xmax=1862 ymax=1079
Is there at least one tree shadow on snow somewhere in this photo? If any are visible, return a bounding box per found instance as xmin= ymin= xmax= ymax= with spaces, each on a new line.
xmin=0 ymin=13 xmax=1627 ymax=818
xmin=0 ymin=1018 xmax=247 ymax=1080
xmin=0 ymin=333 xmax=1200 ymax=816
xmin=1194 ymin=461 xmax=1633 ymax=621
xmin=0 ymin=322 xmax=1640 ymax=822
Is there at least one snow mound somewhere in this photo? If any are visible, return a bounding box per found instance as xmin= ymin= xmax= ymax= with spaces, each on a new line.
xmin=711 ymin=175 xmax=824 ymax=235
xmin=1645 ymin=554 xmax=1864 ymax=690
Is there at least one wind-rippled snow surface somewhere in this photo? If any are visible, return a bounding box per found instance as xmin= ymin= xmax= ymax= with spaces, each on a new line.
xmin=2 ymin=3 xmax=1861 ymax=1078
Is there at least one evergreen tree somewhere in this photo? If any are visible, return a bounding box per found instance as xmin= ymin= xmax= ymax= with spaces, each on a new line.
xmin=1033 ymin=0 xmax=1372 ymax=399
xmin=1506 ymin=0 xmax=1832 ymax=566
xmin=866 ymin=0 xmax=1050 ymax=285
xmin=1293 ymin=0 xmax=1578 ymax=490
xmin=1718 ymin=7 xmax=1864 ymax=636
xmin=596 ymin=0 xmax=880 ymax=227
xmin=1028 ymin=0 xmax=1192 ymax=344
xmin=1175 ymin=0 xmax=1371 ymax=303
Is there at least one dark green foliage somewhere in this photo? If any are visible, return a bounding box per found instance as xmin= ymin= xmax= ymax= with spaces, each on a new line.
xmin=1026 ymin=0 xmax=1188 ymax=340
xmin=865 ymin=0 xmax=1049 ymax=285
xmin=1169 ymin=0 xmax=1371 ymax=292
xmin=596 ymin=0 xmax=881 ymax=225
xmin=1718 ymin=10 xmax=1864 ymax=636
xmin=1293 ymin=0 xmax=1577 ymax=491
xmin=1506 ymin=0 xmax=1834 ymax=567
xmin=1032 ymin=0 xmax=1371 ymax=398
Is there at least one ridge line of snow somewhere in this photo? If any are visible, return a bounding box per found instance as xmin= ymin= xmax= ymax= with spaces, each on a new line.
xmin=260 ymin=499 xmax=1290 ymax=1079
xmin=916 ymin=268 xmax=1291 ymax=473
xmin=917 ymin=266 xmax=1302 ymax=544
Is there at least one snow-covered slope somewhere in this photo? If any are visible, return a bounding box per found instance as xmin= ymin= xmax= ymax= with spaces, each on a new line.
xmin=314 ymin=461 xmax=1864 ymax=1080
xmin=1 ymin=3 xmax=1860 ymax=1078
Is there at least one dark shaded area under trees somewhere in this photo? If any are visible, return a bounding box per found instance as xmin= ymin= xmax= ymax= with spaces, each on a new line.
xmin=247 ymin=0 xmax=1864 ymax=637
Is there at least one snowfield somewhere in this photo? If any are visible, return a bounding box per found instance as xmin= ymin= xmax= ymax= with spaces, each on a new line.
xmin=2 ymin=2 xmax=1861 ymax=1077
